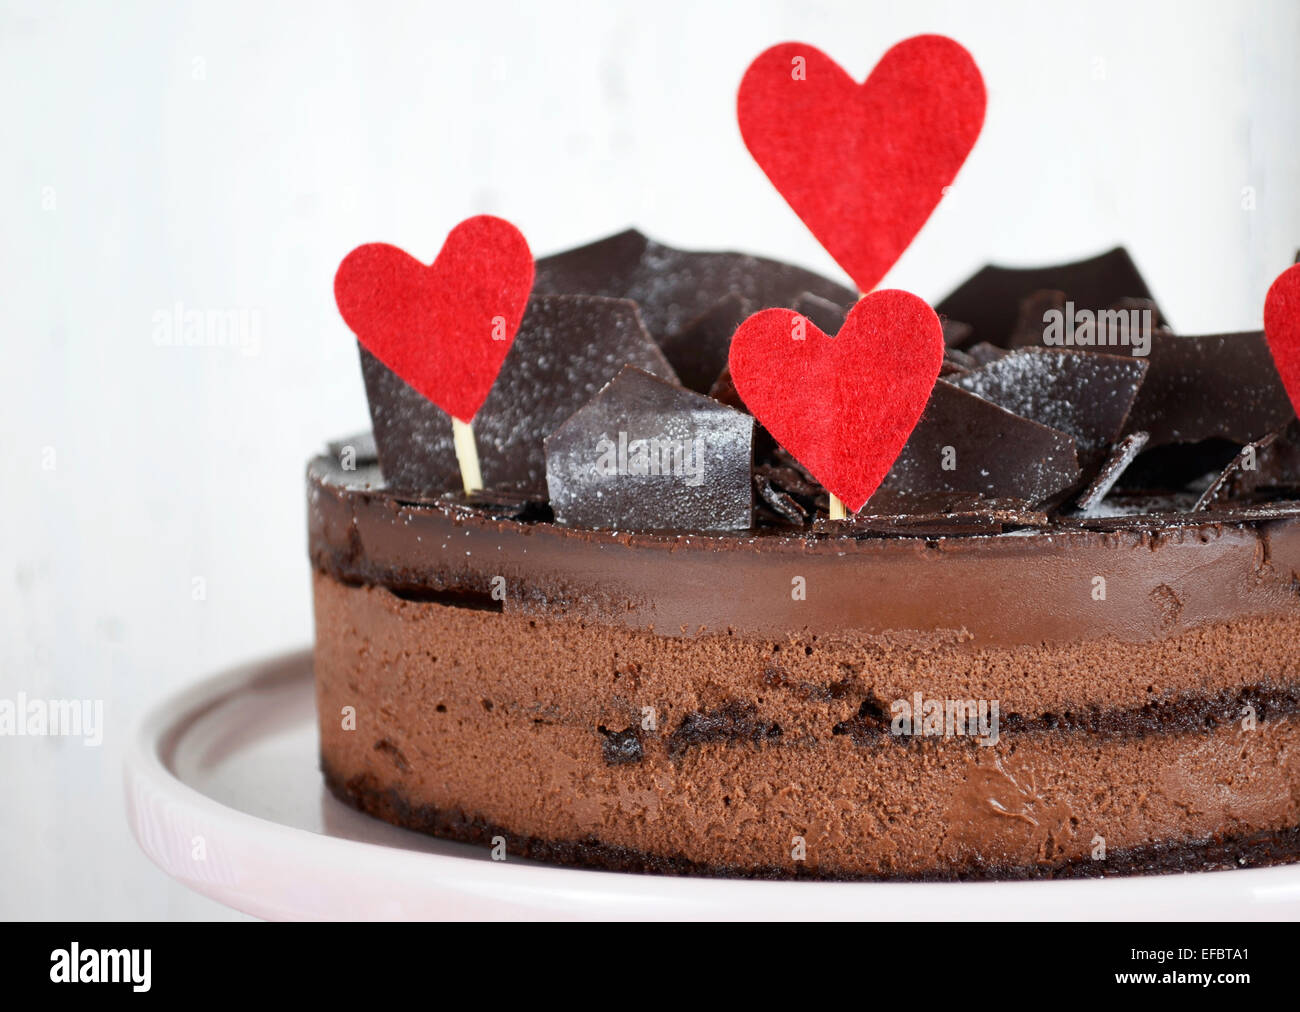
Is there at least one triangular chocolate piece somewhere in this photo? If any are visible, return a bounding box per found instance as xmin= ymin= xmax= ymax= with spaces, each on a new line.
xmin=1074 ymin=432 xmax=1150 ymax=511
xmin=875 ymin=381 xmax=1082 ymax=508
xmin=1224 ymin=420 xmax=1300 ymax=498
xmin=1193 ymin=431 xmax=1282 ymax=510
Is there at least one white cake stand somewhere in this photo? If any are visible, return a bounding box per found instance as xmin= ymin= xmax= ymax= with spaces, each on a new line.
xmin=124 ymin=650 xmax=1300 ymax=921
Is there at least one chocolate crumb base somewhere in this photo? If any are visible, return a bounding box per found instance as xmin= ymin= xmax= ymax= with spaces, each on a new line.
xmin=322 ymin=761 xmax=1300 ymax=882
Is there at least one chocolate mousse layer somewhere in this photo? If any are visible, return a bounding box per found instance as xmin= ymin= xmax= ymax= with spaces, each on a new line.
xmin=310 ymin=454 xmax=1300 ymax=878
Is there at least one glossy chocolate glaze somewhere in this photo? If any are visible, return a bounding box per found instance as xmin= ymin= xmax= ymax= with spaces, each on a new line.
xmin=308 ymin=452 xmax=1300 ymax=649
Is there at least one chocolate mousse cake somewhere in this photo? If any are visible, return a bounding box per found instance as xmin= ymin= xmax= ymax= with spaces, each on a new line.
xmin=311 ymin=230 xmax=1300 ymax=880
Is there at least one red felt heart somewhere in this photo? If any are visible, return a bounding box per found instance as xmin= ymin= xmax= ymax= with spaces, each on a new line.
xmin=738 ymin=36 xmax=985 ymax=294
xmin=334 ymin=215 xmax=534 ymax=422
xmin=728 ymin=290 xmax=944 ymax=512
xmin=1265 ymin=263 xmax=1300 ymax=416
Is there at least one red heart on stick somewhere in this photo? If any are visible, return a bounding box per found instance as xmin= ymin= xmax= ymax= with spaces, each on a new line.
xmin=738 ymin=36 xmax=985 ymax=294
xmin=1265 ymin=263 xmax=1300 ymax=416
xmin=334 ymin=215 xmax=534 ymax=422
xmin=728 ymin=290 xmax=944 ymax=512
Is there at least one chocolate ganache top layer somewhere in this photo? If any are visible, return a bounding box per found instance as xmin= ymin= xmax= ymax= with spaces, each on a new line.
xmin=309 ymin=447 xmax=1300 ymax=648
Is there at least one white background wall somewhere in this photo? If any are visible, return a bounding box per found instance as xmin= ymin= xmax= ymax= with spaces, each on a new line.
xmin=2 ymin=0 xmax=1297 ymax=919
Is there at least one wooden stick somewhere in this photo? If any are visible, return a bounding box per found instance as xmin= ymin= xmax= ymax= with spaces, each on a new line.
xmin=827 ymin=289 xmax=872 ymax=522
xmin=451 ymin=417 xmax=483 ymax=494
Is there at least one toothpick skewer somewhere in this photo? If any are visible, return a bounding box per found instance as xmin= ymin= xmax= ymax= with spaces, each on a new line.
xmin=452 ymin=417 xmax=483 ymax=494
xmin=828 ymin=289 xmax=873 ymax=521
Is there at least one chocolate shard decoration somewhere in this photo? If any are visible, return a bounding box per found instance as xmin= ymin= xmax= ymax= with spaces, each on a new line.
xmin=1207 ymin=500 xmax=1300 ymax=521
xmin=792 ymin=291 xmax=849 ymax=334
xmin=658 ymin=292 xmax=752 ymax=394
xmin=1062 ymin=499 xmax=1300 ymax=531
xmin=1225 ymin=420 xmax=1300 ymax=498
xmin=529 ymin=228 xmax=649 ymax=304
xmin=1115 ymin=438 xmax=1241 ymax=493
xmin=940 ymin=316 xmax=973 ymax=348
xmin=935 ymin=247 xmax=1161 ymax=347
xmin=1124 ymin=331 xmax=1295 ymax=446
xmin=754 ymin=473 xmax=808 ymax=526
xmin=949 ymin=348 xmax=1148 ymax=465
xmin=533 ymin=229 xmax=857 ymax=347
xmin=758 ymin=455 xmax=824 ymax=499
xmin=706 ymin=364 xmax=745 ymax=412
xmin=358 ymin=346 xmax=459 ymax=491
xmin=766 ymin=447 xmax=827 ymax=497
xmin=875 ymin=380 xmax=1082 ymax=509
xmin=436 ymin=488 xmax=552 ymax=523
xmin=759 ymin=452 xmax=816 ymax=491
xmin=1193 ymin=431 xmax=1281 ymax=511
xmin=817 ymin=492 xmax=1048 ymax=536
xmin=1203 ymin=501 xmax=1300 ymax=521
xmin=1007 ymin=290 xmax=1066 ymax=349
xmin=709 ymin=366 xmax=783 ymax=464
xmin=361 ymin=294 xmax=677 ymax=495
xmin=1074 ymin=432 xmax=1150 ymax=511
xmin=943 ymin=348 xmax=978 ymax=372
xmin=545 ymin=366 xmax=754 ymax=531
xmin=1069 ymin=491 xmax=1201 ymax=519
xmin=1005 ymin=291 xmax=1166 ymax=354
xmin=1109 ymin=296 xmax=1165 ymax=329
xmin=966 ymin=341 xmax=1007 ymax=366
xmin=753 ymin=456 xmax=825 ymax=524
